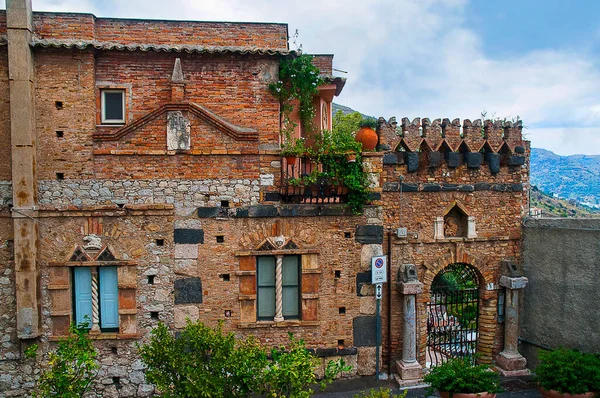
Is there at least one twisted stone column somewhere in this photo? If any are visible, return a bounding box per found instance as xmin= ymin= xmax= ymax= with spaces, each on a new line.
xmin=90 ymin=268 xmax=101 ymax=333
xmin=274 ymin=255 xmax=284 ymax=322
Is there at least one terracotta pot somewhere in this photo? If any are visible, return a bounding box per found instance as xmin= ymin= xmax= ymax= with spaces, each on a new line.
xmin=355 ymin=127 xmax=378 ymax=150
xmin=539 ymin=387 xmax=595 ymax=398
xmin=439 ymin=392 xmax=496 ymax=398
xmin=346 ymin=153 xmax=357 ymax=163
xmin=284 ymin=155 xmax=297 ymax=164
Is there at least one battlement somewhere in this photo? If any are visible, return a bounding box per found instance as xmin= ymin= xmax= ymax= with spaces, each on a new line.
xmin=379 ymin=116 xmax=525 ymax=154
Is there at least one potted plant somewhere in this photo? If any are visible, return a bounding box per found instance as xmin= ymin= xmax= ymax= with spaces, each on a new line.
xmin=535 ymin=348 xmax=600 ymax=398
xmin=424 ymin=357 xmax=501 ymax=398
xmin=355 ymin=116 xmax=378 ymax=151
xmin=281 ymin=137 xmax=306 ymax=164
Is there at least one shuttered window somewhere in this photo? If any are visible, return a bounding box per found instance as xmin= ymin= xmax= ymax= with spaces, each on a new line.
xmin=73 ymin=267 xmax=93 ymax=327
xmin=73 ymin=267 xmax=120 ymax=331
xmin=256 ymin=255 xmax=300 ymax=321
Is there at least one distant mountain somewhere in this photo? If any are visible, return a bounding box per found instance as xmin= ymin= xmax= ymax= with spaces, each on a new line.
xmin=531 ymin=148 xmax=600 ymax=205
xmin=530 ymin=186 xmax=600 ymax=218
xmin=332 ymin=103 xmax=370 ymax=118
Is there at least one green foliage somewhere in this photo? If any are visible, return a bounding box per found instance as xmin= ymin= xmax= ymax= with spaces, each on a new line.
xmin=282 ymin=137 xmax=307 ymax=157
xmin=270 ymin=53 xmax=322 ymax=135
xmin=535 ymin=347 xmax=600 ymax=394
xmin=33 ymin=320 xmax=99 ymax=398
xmin=423 ymin=357 xmax=501 ymax=395
xmin=262 ymin=333 xmax=351 ymax=398
xmin=359 ymin=116 xmax=378 ymax=129
xmin=312 ymin=130 xmax=370 ymax=213
xmin=354 ymin=387 xmax=408 ymax=398
xmin=139 ymin=321 xmax=348 ymax=398
xmin=138 ymin=320 xmax=268 ymax=397
xmin=332 ymin=111 xmax=363 ymax=137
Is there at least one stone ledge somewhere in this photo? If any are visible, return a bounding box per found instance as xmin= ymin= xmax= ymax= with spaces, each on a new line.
xmin=49 ymin=333 xmax=141 ymax=341
xmin=381 ymin=182 xmax=523 ymax=193
xmin=237 ymin=320 xmax=320 ymax=328
xmin=198 ymin=204 xmax=376 ymax=218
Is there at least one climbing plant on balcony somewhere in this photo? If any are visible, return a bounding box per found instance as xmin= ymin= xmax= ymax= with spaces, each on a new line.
xmin=270 ymin=53 xmax=322 ymax=138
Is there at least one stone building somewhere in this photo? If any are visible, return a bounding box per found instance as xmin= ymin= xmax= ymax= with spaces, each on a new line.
xmin=0 ymin=0 xmax=530 ymax=396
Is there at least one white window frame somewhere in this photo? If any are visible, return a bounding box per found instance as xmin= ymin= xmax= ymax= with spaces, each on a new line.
xmin=101 ymin=89 xmax=126 ymax=124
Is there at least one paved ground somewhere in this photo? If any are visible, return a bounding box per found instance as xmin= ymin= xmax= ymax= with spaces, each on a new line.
xmin=313 ymin=375 xmax=542 ymax=397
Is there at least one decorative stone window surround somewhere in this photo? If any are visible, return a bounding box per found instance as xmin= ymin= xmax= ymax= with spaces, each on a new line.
xmin=235 ymin=249 xmax=321 ymax=328
xmin=434 ymin=201 xmax=476 ymax=240
xmin=48 ymin=259 xmax=138 ymax=339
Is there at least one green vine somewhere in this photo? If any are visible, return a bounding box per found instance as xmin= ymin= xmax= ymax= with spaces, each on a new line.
xmin=269 ymin=53 xmax=322 ymax=140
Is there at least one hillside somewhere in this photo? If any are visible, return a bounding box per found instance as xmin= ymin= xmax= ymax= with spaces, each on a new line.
xmin=530 ymin=186 xmax=600 ymax=218
xmin=530 ymin=148 xmax=600 ymax=205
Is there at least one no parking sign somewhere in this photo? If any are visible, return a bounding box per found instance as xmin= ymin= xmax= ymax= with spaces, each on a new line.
xmin=371 ymin=255 xmax=387 ymax=284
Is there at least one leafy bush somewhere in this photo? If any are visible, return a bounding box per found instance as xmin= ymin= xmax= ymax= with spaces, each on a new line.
xmin=139 ymin=320 xmax=349 ymax=398
xmin=423 ymin=357 xmax=501 ymax=395
xmin=354 ymin=387 xmax=408 ymax=398
xmin=29 ymin=320 xmax=99 ymax=398
xmin=535 ymin=347 xmax=600 ymax=394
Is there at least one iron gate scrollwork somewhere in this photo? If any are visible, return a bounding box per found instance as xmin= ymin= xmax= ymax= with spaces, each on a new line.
xmin=426 ymin=263 xmax=479 ymax=367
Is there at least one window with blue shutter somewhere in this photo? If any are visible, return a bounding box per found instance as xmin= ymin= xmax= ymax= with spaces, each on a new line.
xmin=73 ymin=267 xmax=93 ymax=328
xmin=99 ymin=267 xmax=119 ymax=330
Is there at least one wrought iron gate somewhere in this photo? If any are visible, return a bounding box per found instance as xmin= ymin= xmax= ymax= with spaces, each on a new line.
xmin=426 ymin=263 xmax=479 ymax=367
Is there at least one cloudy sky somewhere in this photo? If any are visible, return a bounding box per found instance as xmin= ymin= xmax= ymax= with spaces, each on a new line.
xmin=3 ymin=0 xmax=600 ymax=155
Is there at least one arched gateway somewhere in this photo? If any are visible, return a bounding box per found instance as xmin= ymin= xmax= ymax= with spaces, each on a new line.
xmin=426 ymin=263 xmax=480 ymax=367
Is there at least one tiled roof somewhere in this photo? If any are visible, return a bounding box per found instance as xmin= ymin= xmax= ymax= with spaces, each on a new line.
xmin=30 ymin=37 xmax=294 ymax=56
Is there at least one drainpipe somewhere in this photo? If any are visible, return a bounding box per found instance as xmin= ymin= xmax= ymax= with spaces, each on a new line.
xmin=386 ymin=230 xmax=392 ymax=377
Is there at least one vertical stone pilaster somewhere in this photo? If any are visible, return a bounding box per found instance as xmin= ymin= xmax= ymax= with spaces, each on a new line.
xmin=496 ymin=275 xmax=529 ymax=376
xmin=467 ymin=216 xmax=477 ymax=238
xmin=7 ymin=0 xmax=40 ymax=339
xmin=396 ymin=268 xmax=424 ymax=386
xmin=434 ymin=217 xmax=444 ymax=239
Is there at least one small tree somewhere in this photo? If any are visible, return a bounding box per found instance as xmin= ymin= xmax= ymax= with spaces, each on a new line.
xmin=28 ymin=320 xmax=99 ymax=398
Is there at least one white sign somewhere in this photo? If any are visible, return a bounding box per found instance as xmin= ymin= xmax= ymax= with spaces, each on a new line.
xmin=371 ymin=255 xmax=387 ymax=284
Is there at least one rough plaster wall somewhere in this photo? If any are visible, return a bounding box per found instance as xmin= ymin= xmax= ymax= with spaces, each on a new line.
xmin=521 ymin=218 xmax=600 ymax=368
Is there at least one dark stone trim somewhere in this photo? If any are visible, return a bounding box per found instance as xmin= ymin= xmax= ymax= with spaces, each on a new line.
xmin=313 ymin=347 xmax=358 ymax=357
xmin=383 ymin=152 xmax=399 ymax=165
xmin=474 ymin=182 xmax=491 ymax=191
xmin=383 ymin=182 xmax=399 ymax=192
xmin=247 ymin=205 xmax=279 ymax=218
xmin=353 ymin=316 xmax=377 ymax=347
xmin=447 ymin=152 xmax=461 ymax=168
xmin=401 ymin=183 xmax=418 ymax=192
xmin=174 ymin=229 xmax=204 ymax=244
xmin=197 ymin=207 xmax=220 ymax=218
xmin=174 ymin=277 xmax=203 ymax=304
xmin=422 ymin=183 xmax=441 ymax=192
xmin=406 ymin=152 xmax=419 ymax=173
xmin=369 ymin=192 xmax=382 ymax=201
xmin=458 ymin=184 xmax=475 ymax=192
xmin=355 ymin=225 xmax=384 ymax=244
xmin=264 ymin=192 xmax=281 ymax=202
xmin=465 ymin=152 xmax=483 ymax=168
xmin=511 ymin=184 xmax=524 ymax=192
xmin=508 ymin=155 xmax=525 ymax=166
xmin=429 ymin=151 xmax=442 ymax=168
xmin=488 ymin=153 xmax=501 ymax=174
xmin=514 ymin=146 xmax=525 ymax=154
xmin=441 ymin=183 xmax=459 ymax=191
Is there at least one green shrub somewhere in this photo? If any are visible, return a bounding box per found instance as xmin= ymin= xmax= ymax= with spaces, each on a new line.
xmin=30 ymin=320 xmax=99 ymax=398
xmin=423 ymin=357 xmax=501 ymax=395
xmin=535 ymin=348 xmax=600 ymax=394
xmin=139 ymin=320 xmax=349 ymax=398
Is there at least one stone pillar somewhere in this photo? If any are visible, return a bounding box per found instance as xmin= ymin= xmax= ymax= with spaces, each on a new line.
xmin=496 ymin=275 xmax=529 ymax=376
xmin=396 ymin=265 xmax=424 ymax=386
xmin=467 ymin=216 xmax=477 ymax=238
xmin=274 ymin=255 xmax=284 ymax=322
xmin=434 ymin=217 xmax=444 ymax=239
xmin=7 ymin=0 xmax=40 ymax=339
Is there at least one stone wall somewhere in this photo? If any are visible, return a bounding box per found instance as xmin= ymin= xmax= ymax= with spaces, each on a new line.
xmin=521 ymin=218 xmax=600 ymax=368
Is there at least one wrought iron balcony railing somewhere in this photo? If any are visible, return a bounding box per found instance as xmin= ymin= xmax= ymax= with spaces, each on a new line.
xmin=280 ymin=156 xmax=349 ymax=204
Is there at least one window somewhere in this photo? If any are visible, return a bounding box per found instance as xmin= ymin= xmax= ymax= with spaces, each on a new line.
xmin=101 ymin=89 xmax=125 ymax=124
xmin=257 ymin=255 xmax=300 ymax=321
xmin=73 ymin=267 xmax=119 ymax=331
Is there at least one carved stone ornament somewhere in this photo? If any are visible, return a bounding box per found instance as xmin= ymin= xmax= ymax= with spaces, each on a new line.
xmin=83 ymin=234 xmax=102 ymax=250
xmin=269 ymin=235 xmax=287 ymax=249
xmin=400 ymin=263 xmax=419 ymax=283
xmin=167 ymin=110 xmax=191 ymax=150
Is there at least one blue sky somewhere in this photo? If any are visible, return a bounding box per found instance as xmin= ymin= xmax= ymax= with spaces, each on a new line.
xmin=3 ymin=0 xmax=600 ymax=155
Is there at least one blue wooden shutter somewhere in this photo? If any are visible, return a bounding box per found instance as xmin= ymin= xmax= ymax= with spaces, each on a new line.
xmin=99 ymin=267 xmax=119 ymax=329
xmin=73 ymin=267 xmax=92 ymax=328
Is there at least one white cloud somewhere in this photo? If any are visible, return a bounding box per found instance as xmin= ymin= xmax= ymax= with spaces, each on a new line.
xmin=2 ymin=0 xmax=598 ymax=154
xmin=527 ymin=127 xmax=600 ymax=156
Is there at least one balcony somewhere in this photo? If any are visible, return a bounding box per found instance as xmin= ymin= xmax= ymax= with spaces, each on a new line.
xmin=279 ymin=156 xmax=349 ymax=204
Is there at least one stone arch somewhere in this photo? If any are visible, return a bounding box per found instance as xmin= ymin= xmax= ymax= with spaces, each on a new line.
xmin=418 ymin=248 xmax=497 ymax=365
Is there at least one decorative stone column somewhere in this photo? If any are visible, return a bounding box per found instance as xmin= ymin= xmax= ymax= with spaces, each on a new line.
xmin=396 ymin=264 xmax=424 ymax=385
xmin=274 ymin=255 xmax=284 ymax=322
xmin=496 ymin=275 xmax=529 ymax=376
xmin=90 ymin=268 xmax=101 ymax=334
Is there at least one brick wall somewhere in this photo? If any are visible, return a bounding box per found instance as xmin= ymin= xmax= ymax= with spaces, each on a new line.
xmin=0 ymin=48 xmax=11 ymax=181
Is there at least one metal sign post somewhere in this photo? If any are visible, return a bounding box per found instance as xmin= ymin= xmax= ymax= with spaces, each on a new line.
xmin=371 ymin=256 xmax=387 ymax=380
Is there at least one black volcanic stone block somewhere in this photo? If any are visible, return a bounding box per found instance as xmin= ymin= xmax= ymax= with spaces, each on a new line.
xmin=465 ymin=152 xmax=483 ymax=168
xmin=353 ymin=316 xmax=377 ymax=347
xmin=406 ymin=152 xmax=419 ymax=173
xmin=355 ymin=225 xmax=383 ymax=244
xmin=447 ymin=152 xmax=461 ymax=168
xmin=508 ymin=155 xmax=525 ymax=166
xmin=174 ymin=277 xmax=203 ymax=304
xmin=487 ymin=153 xmax=500 ymax=174
xmin=174 ymin=229 xmax=204 ymax=244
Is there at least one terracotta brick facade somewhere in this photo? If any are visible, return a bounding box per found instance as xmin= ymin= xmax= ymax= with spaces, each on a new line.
xmin=0 ymin=2 xmax=529 ymax=396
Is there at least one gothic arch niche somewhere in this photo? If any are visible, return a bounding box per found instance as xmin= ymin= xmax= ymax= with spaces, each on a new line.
xmin=426 ymin=263 xmax=480 ymax=367
xmin=434 ymin=202 xmax=476 ymax=239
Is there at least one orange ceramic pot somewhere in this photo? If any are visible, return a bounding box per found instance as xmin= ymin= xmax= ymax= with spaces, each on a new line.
xmin=440 ymin=392 xmax=496 ymax=398
xmin=539 ymin=388 xmax=595 ymax=398
xmin=355 ymin=127 xmax=378 ymax=150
